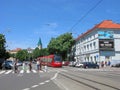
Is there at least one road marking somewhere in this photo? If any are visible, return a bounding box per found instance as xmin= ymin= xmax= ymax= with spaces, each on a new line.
xmin=39 ymin=70 xmax=44 ymax=73
xmin=21 ymin=70 xmax=59 ymax=90
xmin=54 ymin=79 xmax=69 ymax=90
xmin=20 ymin=70 xmax=24 ymax=73
xmin=26 ymin=70 xmax=30 ymax=73
xmin=51 ymin=72 xmax=59 ymax=80
xmin=32 ymin=70 xmax=37 ymax=73
xmin=4 ymin=70 xmax=12 ymax=74
xmin=39 ymin=82 xmax=45 ymax=85
xmin=0 ymin=71 xmax=6 ymax=74
xmin=22 ymin=88 xmax=30 ymax=90
xmin=31 ymin=85 xmax=39 ymax=88
xmin=45 ymin=80 xmax=50 ymax=83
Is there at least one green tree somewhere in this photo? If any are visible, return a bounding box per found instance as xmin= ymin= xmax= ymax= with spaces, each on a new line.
xmin=10 ymin=53 xmax=16 ymax=59
xmin=40 ymin=48 xmax=49 ymax=56
xmin=16 ymin=50 xmax=28 ymax=61
xmin=33 ymin=48 xmax=40 ymax=59
xmin=4 ymin=52 xmax=10 ymax=59
xmin=47 ymin=32 xmax=74 ymax=60
xmin=0 ymin=34 xmax=8 ymax=59
xmin=33 ymin=48 xmax=49 ymax=59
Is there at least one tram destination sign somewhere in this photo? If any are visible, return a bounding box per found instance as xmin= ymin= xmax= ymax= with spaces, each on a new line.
xmin=99 ymin=39 xmax=114 ymax=51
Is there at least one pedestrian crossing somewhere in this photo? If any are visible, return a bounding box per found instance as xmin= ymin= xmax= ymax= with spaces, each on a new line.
xmin=0 ymin=68 xmax=68 ymax=76
xmin=0 ymin=69 xmax=46 ymax=75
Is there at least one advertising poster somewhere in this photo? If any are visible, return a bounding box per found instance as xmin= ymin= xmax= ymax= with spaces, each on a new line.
xmin=98 ymin=31 xmax=114 ymax=39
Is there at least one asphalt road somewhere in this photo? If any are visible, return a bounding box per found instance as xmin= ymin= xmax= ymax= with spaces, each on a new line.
xmin=56 ymin=66 xmax=120 ymax=90
xmin=0 ymin=66 xmax=120 ymax=90
xmin=0 ymin=65 xmax=61 ymax=90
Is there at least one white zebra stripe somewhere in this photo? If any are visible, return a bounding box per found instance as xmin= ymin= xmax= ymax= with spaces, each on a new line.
xmin=32 ymin=70 xmax=37 ymax=73
xmin=0 ymin=70 xmax=6 ymax=74
xmin=5 ymin=70 xmax=12 ymax=74
xmin=26 ymin=70 xmax=30 ymax=73
xmin=20 ymin=70 xmax=24 ymax=73
xmin=0 ymin=69 xmax=45 ymax=75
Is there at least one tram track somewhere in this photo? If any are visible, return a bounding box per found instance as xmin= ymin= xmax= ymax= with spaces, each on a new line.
xmin=59 ymin=72 xmax=120 ymax=90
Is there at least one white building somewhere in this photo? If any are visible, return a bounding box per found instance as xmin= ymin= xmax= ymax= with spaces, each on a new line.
xmin=74 ymin=20 xmax=120 ymax=65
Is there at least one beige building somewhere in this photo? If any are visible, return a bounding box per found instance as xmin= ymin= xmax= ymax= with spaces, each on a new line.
xmin=8 ymin=48 xmax=21 ymax=61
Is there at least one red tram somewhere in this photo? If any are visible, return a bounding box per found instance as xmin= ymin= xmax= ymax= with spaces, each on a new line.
xmin=38 ymin=54 xmax=62 ymax=67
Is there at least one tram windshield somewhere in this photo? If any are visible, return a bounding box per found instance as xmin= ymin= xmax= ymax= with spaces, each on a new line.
xmin=54 ymin=55 xmax=62 ymax=62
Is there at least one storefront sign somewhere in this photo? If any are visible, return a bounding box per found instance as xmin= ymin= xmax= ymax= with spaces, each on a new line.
xmin=99 ymin=39 xmax=114 ymax=51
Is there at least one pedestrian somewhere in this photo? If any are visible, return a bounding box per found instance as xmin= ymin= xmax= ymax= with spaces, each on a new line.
xmin=36 ymin=60 xmax=40 ymax=71
xmin=105 ymin=61 xmax=107 ymax=67
xmin=108 ymin=61 xmax=111 ymax=66
xmin=29 ymin=60 xmax=32 ymax=71
xmin=101 ymin=61 xmax=104 ymax=68
xmin=14 ymin=60 xmax=18 ymax=73
xmin=44 ymin=63 xmax=48 ymax=72
xmin=22 ymin=61 xmax=25 ymax=71
xmin=39 ymin=59 xmax=42 ymax=70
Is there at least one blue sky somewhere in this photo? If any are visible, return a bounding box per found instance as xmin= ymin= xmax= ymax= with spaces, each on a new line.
xmin=0 ymin=0 xmax=120 ymax=50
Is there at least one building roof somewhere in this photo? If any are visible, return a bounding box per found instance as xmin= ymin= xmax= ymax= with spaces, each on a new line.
xmin=11 ymin=48 xmax=21 ymax=52
xmin=9 ymin=48 xmax=22 ymax=54
xmin=76 ymin=20 xmax=120 ymax=41
xmin=95 ymin=20 xmax=120 ymax=29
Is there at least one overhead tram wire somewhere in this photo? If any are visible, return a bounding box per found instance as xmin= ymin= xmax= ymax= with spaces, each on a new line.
xmin=69 ymin=0 xmax=103 ymax=33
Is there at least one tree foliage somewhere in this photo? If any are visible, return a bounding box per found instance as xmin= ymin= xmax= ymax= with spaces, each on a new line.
xmin=16 ymin=50 xmax=28 ymax=61
xmin=0 ymin=34 xmax=10 ymax=59
xmin=32 ymin=48 xmax=40 ymax=59
xmin=47 ymin=33 xmax=74 ymax=60
xmin=32 ymin=48 xmax=49 ymax=59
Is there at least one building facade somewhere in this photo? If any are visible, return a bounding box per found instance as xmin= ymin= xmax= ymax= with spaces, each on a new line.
xmin=74 ymin=20 xmax=120 ymax=65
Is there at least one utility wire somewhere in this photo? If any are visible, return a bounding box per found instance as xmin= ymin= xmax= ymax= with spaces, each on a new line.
xmin=69 ymin=0 xmax=103 ymax=32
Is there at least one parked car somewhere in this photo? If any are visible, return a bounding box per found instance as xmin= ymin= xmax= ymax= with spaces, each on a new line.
xmin=2 ymin=60 xmax=13 ymax=69
xmin=62 ymin=61 xmax=69 ymax=66
xmin=75 ymin=62 xmax=83 ymax=68
xmin=110 ymin=60 xmax=120 ymax=67
xmin=17 ymin=61 xmax=23 ymax=66
xmin=111 ymin=63 xmax=120 ymax=67
xmin=69 ymin=61 xmax=76 ymax=67
xmin=83 ymin=62 xmax=99 ymax=69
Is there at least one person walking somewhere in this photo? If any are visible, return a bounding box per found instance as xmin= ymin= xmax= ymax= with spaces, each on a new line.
xmin=101 ymin=61 xmax=104 ymax=68
xmin=29 ymin=60 xmax=32 ymax=71
xmin=36 ymin=60 xmax=40 ymax=71
xmin=14 ymin=60 xmax=18 ymax=73
xmin=39 ymin=59 xmax=42 ymax=70
xmin=22 ymin=61 xmax=25 ymax=71
xmin=44 ymin=63 xmax=48 ymax=72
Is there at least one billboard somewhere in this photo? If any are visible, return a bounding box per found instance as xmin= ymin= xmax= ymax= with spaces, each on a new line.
xmin=99 ymin=39 xmax=114 ymax=51
xmin=98 ymin=31 xmax=114 ymax=39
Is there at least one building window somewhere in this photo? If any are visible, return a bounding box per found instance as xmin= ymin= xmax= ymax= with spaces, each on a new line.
xmin=90 ymin=43 xmax=92 ymax=50
xmin=87 ymin=44 xmax=89 ymax=50
xmin=94 ymin=56 xmax=96 ymax=62
xmin=93 ymin=42 xmax=96 ymax=49
xmin=91 ymin=56 xmax=93 ymax=62
xmin=84 ymin=45 xmax=86 ymax=51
